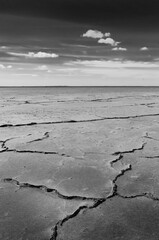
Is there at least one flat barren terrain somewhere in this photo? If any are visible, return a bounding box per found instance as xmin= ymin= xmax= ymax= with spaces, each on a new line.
xmin=1 ymin=87 xmax=159 ymax=240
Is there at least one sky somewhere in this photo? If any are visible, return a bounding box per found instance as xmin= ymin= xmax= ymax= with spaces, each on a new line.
xmin=0 ymin=0 xmax=159 ymax=86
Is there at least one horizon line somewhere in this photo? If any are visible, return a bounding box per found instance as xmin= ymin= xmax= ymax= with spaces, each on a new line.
xmin=0 ymin=86 xmax=159 ymax=88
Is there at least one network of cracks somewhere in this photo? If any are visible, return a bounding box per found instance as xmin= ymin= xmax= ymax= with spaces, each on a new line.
xmin=1 ymin=114 xmax=159 ymax=240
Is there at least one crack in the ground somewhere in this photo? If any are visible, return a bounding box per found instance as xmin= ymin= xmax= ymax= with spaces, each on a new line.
xmin=6 ymin=95 xmax=134 ymax=105
xmin=50 ymin=141 xmax=147 ymax=240
xmin=0 ymin=142 xmax=6 ymax=152
xmin=112 ymin=142 xmax=146 ymax=156
xmin=109 ymin=154 xmax=123 ymax=168
xmin=144 ymin=156 xmax=159 ymax=159
xmin=1 ymin=113 xmax=159 ymax=128
xmin=4 ymin=148 xmax=71 ymax=157
xmin=50 ymin=198 xmax=106 ymax=240
xmin=0 ymin=137 xmax=151 ymax=240
xmin=109 ymin=142 xmax=146 ymax=170
xmin=0 ymin=138 xmax=71 ymax=158
xmin=2 ymin=178 xmax=101 ymax=202
xmin=117 ymin=192 xmax=159 ymax=201
xmin=50 ymin=189 xmax=159 ymax=240
xmin=112 ymin=164 xmax=132 ymax=183
xmin=2 ymin=177 xmax=106 ymax=240
xmin=56 ymin=95 xmax=135 ymax=103
xmin=0 ymin=138 xmax=16 ymax=152
xmin=1 ymin=161 xmax=132 ymax=240
xmin=139 ymin=102 xmax=156 ymax=107
xmin=27 ymin=131 xmax=50 ymax=143
xmin=108 ymin=141 xmax=147 ymax=199
xmin=144 ymin=132 xmax=159 ymax=142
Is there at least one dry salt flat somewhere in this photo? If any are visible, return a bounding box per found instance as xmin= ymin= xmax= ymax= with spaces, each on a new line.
xmin=1 ymin=87 xmax=159 ymax=240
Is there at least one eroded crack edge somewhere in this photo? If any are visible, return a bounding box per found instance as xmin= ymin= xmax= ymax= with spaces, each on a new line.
xmin=27 ymin=131 xmax=50 ymax=143
xmin=50 ymin=141 xmax=149 ymax=239
xmin=109 ymin=141 xmax=147 ymax=199
xmin=1 ymin=177 xmax=106 ymax=240
xmin=1 ymin=112 xmax=159 ymax=128
xmin=112 ymin=142 xmax=146 ymax=157
xmin=0 ymin=137 xmax=71 ymax=158
xmin=1 ymin=178 xmax=100 ymax=202
xmin=1 ymin=139 xmax=155 ymax=240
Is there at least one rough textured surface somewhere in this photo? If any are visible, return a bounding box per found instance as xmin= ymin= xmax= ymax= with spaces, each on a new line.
xmin=1 ymin=87 xmax=159 ymax=239
xmin=57 ymin=196 xmax=159 ymax=240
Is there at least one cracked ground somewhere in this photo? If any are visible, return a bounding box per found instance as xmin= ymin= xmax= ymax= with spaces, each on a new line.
xmin=1 ymin=87 xmax=159 ymax=239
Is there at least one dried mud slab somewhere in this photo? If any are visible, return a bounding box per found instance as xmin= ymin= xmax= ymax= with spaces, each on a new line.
xmin=57 ymin=196 xmax=159 ymax=240
xmin=0 ymin=181 xmax=93 ymax=240
xmin=2 ymin=120 xmax=146 ymax=157
xmin=0 ymin=152 xmax=114 ymax=198
xmin=1 ymin=88 xmax=159 ymax=240
xmin=114 ymin=136 xmax=159 ymax=198
xmin=1 ymin=89 xmax=159 ymax=126
xmin=117 ymin=156 xmax=159 ymax=197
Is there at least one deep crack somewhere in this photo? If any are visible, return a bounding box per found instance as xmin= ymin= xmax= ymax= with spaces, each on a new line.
xmin=1 ymin=113 xmax=159 ymax=128
xmin=2 ymin=177 xmax=106 ymax=240
xmin=0 ymin=136 xmax=71 ymax=158
xmin=0 ymin=137 xmax=16 ymax=152
xmin=2 ymin=178 xmax=102 ymax=202
xmin=117 ymin=192 xmax=159 ymax=201
xmin=112 ymin=164 xmax=132 ymax=183
xmin=0 ymin=137 xmax=151 ymax=240
xmin=109 ymin=154 xmax=123 ymax=168
xmin=112 ymin=142 xmax=146 ymax=156
xmin=7 ymin=149 xmax=71 ymax=158
xmin=49 ymin=159 xmax=133 ymax=240
xmin=50 ymin=198 xmax=106 ymax=240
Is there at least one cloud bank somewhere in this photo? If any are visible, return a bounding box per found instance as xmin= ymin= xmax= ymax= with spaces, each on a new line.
xmin=0 ymin=64 xmax=12 ymax=69
xmin=82 ymin=30 xmax=104 ymax=39
xmin=83 ymin=29 xmax=123 ymax=48
xmin=112 ymin=47 xmax=127 ymax=51
xmin=83 ymin=30 xmax=111 ymax=39
xmin=8 ymin=51 xmax=59 ymax=58
xmin=140 ymin=47 xmax=149 ymax=51
xmin=98 ymin=38 xmax=120 ymax=46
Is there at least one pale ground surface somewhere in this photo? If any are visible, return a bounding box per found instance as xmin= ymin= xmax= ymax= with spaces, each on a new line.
xmin=1 ymin=87 xmax=159 ymax=239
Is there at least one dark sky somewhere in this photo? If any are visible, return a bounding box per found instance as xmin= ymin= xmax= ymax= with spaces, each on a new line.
xmin=0 ymin=0 xmax=158 ymax=28
xmin=0 ymin=0 xmax=158 ymax=86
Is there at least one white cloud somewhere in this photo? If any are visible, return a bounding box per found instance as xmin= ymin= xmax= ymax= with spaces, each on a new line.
xmin=8 ymin=51 xmax=59 ymax=58
xmin=82 ymin=30 xmax=112 ymax=39
xmin=82 ymin=30 xmax=122 ymax=47
xmin=82 ymin=30 xmax=104 ymax=39
xmin=0 ymin=64 xmax=12 ymax=69
xmin=105 ymin=32 xmax=111 ymax=37
xmin=140 ymin=47 xmax=148 ymax=51
xmin=98 ymin=38 xmax=120 ymax=46
xmin=30 ymin=52 xmax=59 ymax=58
xmin=0 ymin=64 xmax=5 ymax=69
xmin=7 ymin=65 xmax=13 ymax=69
xmin=112 ymin=47 xmax=127 ymax=51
